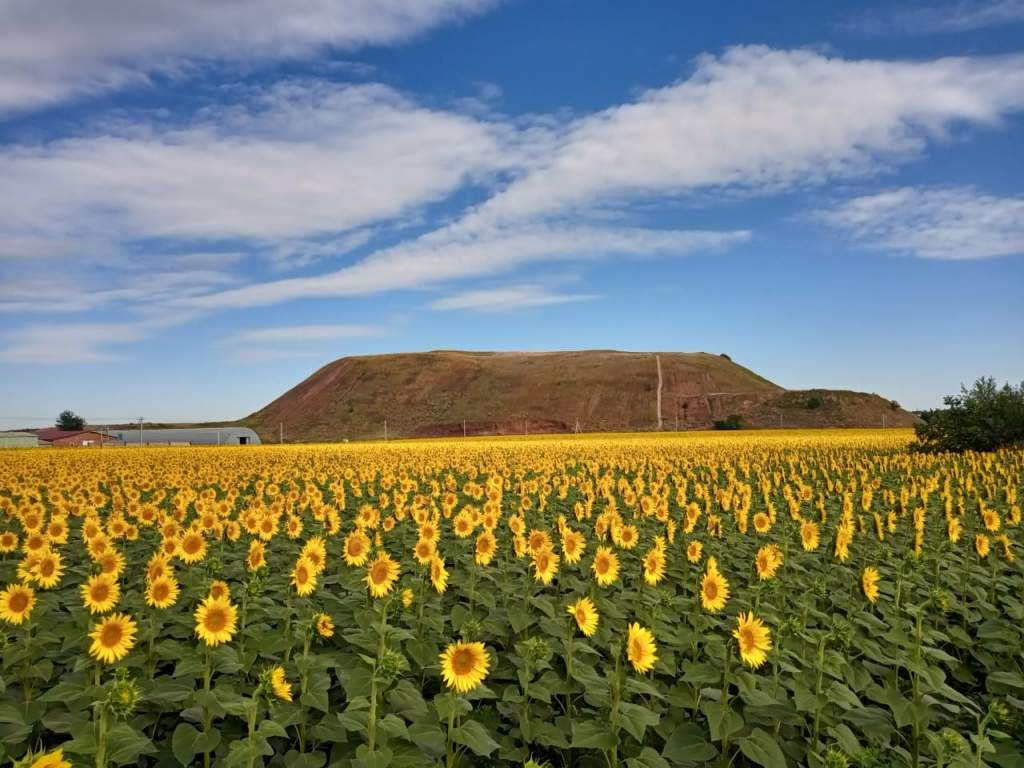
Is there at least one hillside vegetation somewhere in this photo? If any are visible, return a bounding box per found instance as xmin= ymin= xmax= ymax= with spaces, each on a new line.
xmin=241 ymin=350 xmax=918 ymax=442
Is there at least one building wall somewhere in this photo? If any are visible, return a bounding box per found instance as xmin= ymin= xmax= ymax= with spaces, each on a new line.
xmin=49 ymin=432 xmax=122 ymax=448
xmin=0 ymin=435 xmax=39 ymax=448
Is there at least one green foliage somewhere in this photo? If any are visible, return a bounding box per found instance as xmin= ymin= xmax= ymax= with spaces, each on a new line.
xmin=806 ymin=396 xmax=824 ymax=410
xmin=914 ymin=377 xmax=1024 ymax=452
xmin=55 ymin=410 xmax=85 ymax=431
xmin=712 ymin=414 xmax=743 ymax=430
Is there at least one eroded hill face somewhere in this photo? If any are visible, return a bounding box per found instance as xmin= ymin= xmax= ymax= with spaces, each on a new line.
xmin=241 ymin=350 xmax=918 ymax=442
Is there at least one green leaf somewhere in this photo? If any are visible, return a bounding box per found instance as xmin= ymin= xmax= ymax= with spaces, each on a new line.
xmin=571 ymin=719 xmax=616 ymax=750
xmin=662 ymin=722 xmax=717 ymax=763
xmin=105 ymin=723 xmax=157 ymax=765
xmin=626 ymin=747 xmax=672 ymax=768
xmin=618 ymin=700 xmax=660 ymax=743
xmin=257 ymin=719 xmax=289 ymax=740
xmin=451 ymin=719 xmax=499 ymax=756
xmin=737 ymin=728 xmax=788 ymax=768
xmin=171 ymin=722 xmax=221 ymax=766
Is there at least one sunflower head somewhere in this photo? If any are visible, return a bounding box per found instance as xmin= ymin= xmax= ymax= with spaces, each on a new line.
xmin=440 ymin=641 xmax=490 ymax=693
xmin=89 ymin=613 xmax=138 ymax=665
xmin=626 ymin=622 xmax=657 ymax=674
xmin=194 ymin=595 xmax=238 ymax=647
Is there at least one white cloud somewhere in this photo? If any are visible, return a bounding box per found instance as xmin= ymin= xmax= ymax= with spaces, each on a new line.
xmin=818 ymin=186 xmax=1024 ymax=260
xmin=0 ymin=81 xmax=508 ymax=249
xmin=179 ymin=226 xmax=749 ymax=309
xmin=221 ymin=324 xmax=382 ymax=344
xmin=430 ymin=284 xmax=598 ymax=311
xmin=849 ymin=0 xmax=1024 ymax=34
xmin=0 ymin=322 xmax=150 ymax=363
xmin=0 ymin=0 xmax=500 ymax=114
xmin=451 ymin=47 xmax=1024 ymax=232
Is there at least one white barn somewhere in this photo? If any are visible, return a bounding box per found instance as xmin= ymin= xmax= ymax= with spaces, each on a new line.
xmin=112 ymin=427 xmax=260 ymax=446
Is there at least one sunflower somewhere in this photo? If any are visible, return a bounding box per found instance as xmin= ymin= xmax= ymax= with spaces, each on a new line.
xmin=733 ymin=612 xmax=772 ymax=669
xmin=89 ymin=613 xmax=138 ymax=664
xmin=976 ymin=534 xmax=990 ymax=559
xmin=178 ymin=531 xmax=207 ymax=564
xmin=643 ymin=547 xmax=666 ymax=586
xmin=862 ymin=566 xmax=880 ymax=603
xmin=26 ymin=748 xmax=71 ymax=768
xmin=567 ymin=596 xmax=599 ymax=637
xmin=475 ymin=530 xmax=497 ymax=567
xmin=247 ymin=540 xmax=266 ymax=571
xmin=343 ymin=530 xmax=371 ymax=567
xmin=301 ymin=536 xmax=328 ymax=574
xmin=270 ymin=666 xmax=293 ymax=702
xmin=800 ymin=520 xmax=820 ymax=552
xmin=626 ymin=622 xmax=657 ymax=673
xmin=402 ymin=588 xmax=414 ymax=609
xmin=700 ymin=559 xmax=730 ymax=612
xmin=439 ymin=641 xmax=490 ymax=693
xmin=291 ymin=557 xmax=318 ymax=597
xmin=0 ymin=531 xmax=18 ymax=552
xmin=0 ymin=583 xmax=35 ymax=625
xmin=145 ymin=576 xmax=180 ymax=609
xmin=208 ymin=580 xmax=230 ymax=601
xmin=315 ymin=613 xmax=335 ymax=638
xmin=194 ymin=596 xmax=238 ymax=647
xmin=430 ymin=554 xmax=449 ymax=594
xmin=752 ymin=512 xmax=772 ymax=534
xmin=592 ymin=546 xmax=620 ymax=587
xmin=532 ymin=547 xmax=560 ymax=585
xmin=365 ymin=551 xmax=400 ymax=598
xmin=34 ymin=551 xmax=64 ymax=589
xmin=413 ymin=537 xmax=436 ymax=565
xmin=755 ymin=545 xmax=780 ymax=581
xmin=81 ymin=574 xmax=120 ymax=614
xmin=947 ymin=517 xmax=963 ymax=543
xmin=686 ymin=540 xmax=703 ymax=564
xmin=561 ymin=528 xmax=585 ymax=564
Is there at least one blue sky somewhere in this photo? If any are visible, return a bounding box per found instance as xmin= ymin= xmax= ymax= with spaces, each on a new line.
xmin=1 ymin=0 xmax=1023 ymax=427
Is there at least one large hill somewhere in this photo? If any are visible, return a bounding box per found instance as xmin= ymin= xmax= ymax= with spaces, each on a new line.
xmin=241 ymin=350 xmax=919 ymax=442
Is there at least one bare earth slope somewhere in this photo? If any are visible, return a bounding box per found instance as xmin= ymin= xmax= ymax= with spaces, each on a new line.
xmin=241 ymin=350 xmax=918 ymax=442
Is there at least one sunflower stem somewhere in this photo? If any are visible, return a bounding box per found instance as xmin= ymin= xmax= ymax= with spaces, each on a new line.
xmin=367 ymin=597 xmax=388 ymax=754
xmin=445 ymin=692 xmax=457 ymax=768
xmin=720 ymin=643 xmax=732 ymax=767
xmin=203 ymin=644 xmax=213 ymax=768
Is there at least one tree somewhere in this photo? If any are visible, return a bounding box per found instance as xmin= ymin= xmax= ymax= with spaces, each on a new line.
xmin=56 ymin=410 xmax=85 ymax=431
xmin=713 ymin=414 xmax=743 ymax=430
xmin=913 ymin=377 xmax=1024 ymax=453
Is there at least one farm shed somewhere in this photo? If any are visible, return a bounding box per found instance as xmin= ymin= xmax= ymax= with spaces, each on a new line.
xmin=112 ymin=427 xmax=261 ymax=446
xmin=35 ymin=429 xmax=123 ymax=447
xmin=0 ymin=432 xmax=40 ymax=448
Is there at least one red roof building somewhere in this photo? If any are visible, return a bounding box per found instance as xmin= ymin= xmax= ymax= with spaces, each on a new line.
xmin=35 ymin=429 xmax=123 ymax=448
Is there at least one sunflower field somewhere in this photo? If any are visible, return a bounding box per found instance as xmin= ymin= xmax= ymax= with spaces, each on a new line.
xmin=0 ymin=429 xmax=1023 ymax=768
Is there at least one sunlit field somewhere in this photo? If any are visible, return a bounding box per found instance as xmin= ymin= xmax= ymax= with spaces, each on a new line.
xmin=1 ymin=429 xmax=1022 ymax=767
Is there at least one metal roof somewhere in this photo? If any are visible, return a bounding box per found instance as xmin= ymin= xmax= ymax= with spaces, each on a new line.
xmin=112 ymin=427 xmax=261 ymax=445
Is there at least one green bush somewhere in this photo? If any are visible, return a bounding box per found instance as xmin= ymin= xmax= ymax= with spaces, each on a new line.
xmin=913 ymin=377 xmax=1024 ymax=453
xmin=805 ymin=395 xmax=823 ymax=410
xmin=712 ymin=414 xmax=743 ymax=430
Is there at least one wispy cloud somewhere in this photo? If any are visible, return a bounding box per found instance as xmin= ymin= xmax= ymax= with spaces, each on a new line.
xmin=0 ymin=322 xmax=150 ymax=363
xmin=818 ymin=186 xmax=1024 ymax=260
xmin=220 ymin=324 xmax=383 ymax=344
xmin=216 ymin=323 xmax=385 ymax=363
xmin=847 ymin=0 xmax=1024 ymax=35
xmin=178 ymin=226 xmax=749 ymax=309
xmin=430 ymin=284 xmax=598 ymax=311
xmin=451 ymin=47 xmax=1024 ymax=232
xmin=0 ymin=0 xmax=501 ymax=115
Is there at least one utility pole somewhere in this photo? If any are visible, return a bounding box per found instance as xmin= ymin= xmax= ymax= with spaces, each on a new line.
xmin=384 ymin=419 xmax=388 ymax=442
xmin=882 ymin=412 xmax=887 ymax=429
xmin=463 ymin=420 xmax=467 ymax=438
xmin=524 ymin=416 xmax=528 ymax=436
xmin=138 ymin=417 xmax=143 ymax=447
xmin=779 ymin=413 xmax=783 ymax=430
xmin=279 ymin=422 xmax=283 ymax=444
